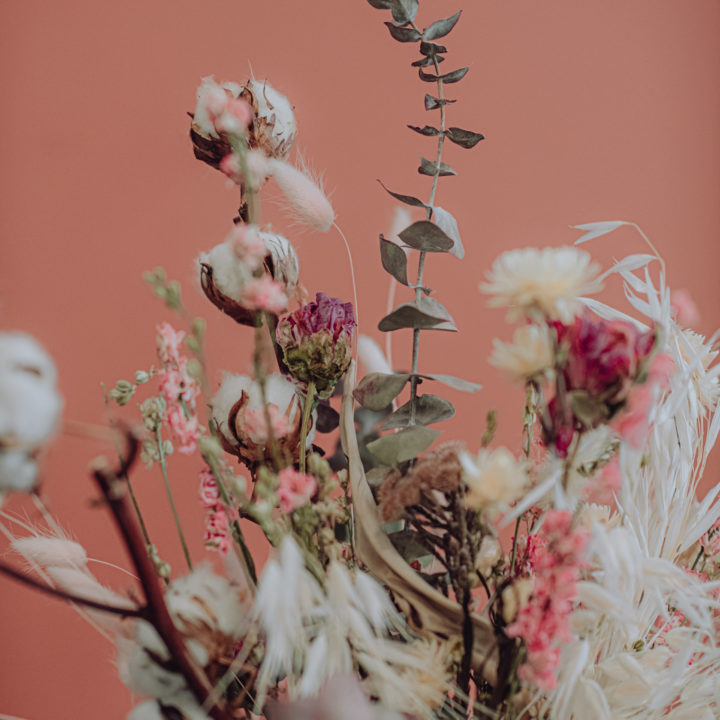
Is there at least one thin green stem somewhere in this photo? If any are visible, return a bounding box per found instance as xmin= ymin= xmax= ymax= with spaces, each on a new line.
xmin=126 ymin=476 xmax=152 ymax=547
xmin=299 ymin=380 xmax=316 ymax=474
xmin=509 ymin=516 xmax=522 ymax=577
xmin=156 ymin=426 xmax=193 ymax=571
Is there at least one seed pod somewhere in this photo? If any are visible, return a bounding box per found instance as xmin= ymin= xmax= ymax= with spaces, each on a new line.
xmin=240 ymin=79 xmax=297 ymax=161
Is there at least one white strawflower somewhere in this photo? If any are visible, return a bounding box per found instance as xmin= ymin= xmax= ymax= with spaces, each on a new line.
xmin=476 ymin=534 xmax=502 ymax=575
xmin=489 ymin=323 xmax=554 ymax=381
xmin=481 ymin=246 xmax=603 ymax=322
xmin=461 ymin=447 xmax=527 ymax=514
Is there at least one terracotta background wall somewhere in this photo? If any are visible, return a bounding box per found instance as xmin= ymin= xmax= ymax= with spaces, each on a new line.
xmin=2 ymin=1 xmax=719 ymax=717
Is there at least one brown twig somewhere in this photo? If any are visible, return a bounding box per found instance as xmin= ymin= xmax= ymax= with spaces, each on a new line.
xmin=0 ymin=560 xmax=147 ymax=618
xmin=91 ymin=427 xmax=234 ymax=720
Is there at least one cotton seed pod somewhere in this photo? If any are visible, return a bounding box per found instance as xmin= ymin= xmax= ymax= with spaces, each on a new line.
xmin=240 ymin=79 xmax=296 ymax=161
xmin=198 ymin=230 xmax=300 ymax=326
xmin=0 ymin=332 xmax=63 ymax=492
xmin=210 ymin=372 xmax=315 ymax=468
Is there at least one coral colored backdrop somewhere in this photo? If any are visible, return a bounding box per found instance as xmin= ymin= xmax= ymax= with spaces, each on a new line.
xmin=2 ymin=1 xmax=719 ymax=718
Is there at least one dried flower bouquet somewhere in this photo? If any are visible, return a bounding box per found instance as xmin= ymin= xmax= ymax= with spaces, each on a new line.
xmin=2 ymin=2 xmax=720 ymax=719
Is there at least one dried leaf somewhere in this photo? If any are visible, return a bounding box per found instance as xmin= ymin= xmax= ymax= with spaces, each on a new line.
xmin=315 ymin=402 xmax=340 ymax=433
xmin=420 ymin=41 xmax=447 ymax=56
xmin=388 ymin=530 xmax=433 ymax=564
xmin=381 ymin=394 xmax=455 ymax=429
xmin=407 ymin=124 xmax=440 ymax=136
xmin=572 ymin=220 xmax=629 ymax=245
xmin=446 ymin=126 xmax=485 ymax=149
xmin=418 ymin=373 xmax=482 ymax=393
xmin=378 ymin=180 xmax=428 ymax=208
xmin=418 ymin=156 xmax=456 ymax=177
xmin=423 ymin=10 xmax=462 ymax=40
xmin=353 ymin=372 xmax=410 ymax=411
xmin=379 ymin=235 xmax=409 ymax=285
xmin=385 ymin=22 xmax=421 ymax=42
xmin=378 ymin=298 xmax=457 ymax=332
xmin=424 ymin=94 xmax=457 ymax=110
xmin=418 ymin=66 xmax=469 ymax=84
xmin=431 ymin=206 xmax=464 ymax=259
xmin=366 ymin=0 xmax=395 ymax=8
xmin=339 ymin=362 xmax=498 ymax=683
xmin=366 ymin=426 xmax=440 ymax=465
xmin=398 ymin=220 xmax=454 ymax=252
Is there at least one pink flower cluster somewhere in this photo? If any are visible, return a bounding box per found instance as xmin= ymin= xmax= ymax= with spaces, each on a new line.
xmin=198 ymin=467 xmax=232 ymax=556
xmin=231 ymin=225 xmax=267 ymax=272
xmin=156 ymin=323 xmax=200 ymax=454
xmin=506 ymin=510 xmax=588 ymax=691
xmin=198 ymin=84 xmax=252 ymax=138
xmin=276 ymin=467 xmax=316 ymax=513
xmin=239 ymin=276 xmax=288 ymax=315
xmin=241 ymin=404 xmax=293 ymax=445
xmin=583 ymin=456 xmax=622 ymax=506
xmin=546 ymin=314 xmax=673 ymax=455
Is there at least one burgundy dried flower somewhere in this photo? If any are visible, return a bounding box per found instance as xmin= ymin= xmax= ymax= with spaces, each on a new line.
xmin=275 ymin=292 xmax=355 ymax=397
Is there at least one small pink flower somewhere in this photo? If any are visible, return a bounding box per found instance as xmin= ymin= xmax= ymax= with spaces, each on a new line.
xmin=241 ymin=403 xmax=294 ymax=445
xmin=276 ymin=467 xmax=316 ymax=513
xmin=231 ymin=225 xmax=267 ymax=271
xmin=204 ymin=505 xmax=231 ymax=556
xmin=214 ymin=97 xmax=253 ymax=136
xmin=671 ymin=289 xmax=700 ymax=327
xmin=156 ymin=322 xmax=186 ymax=366
xmin=166 ymin=405 xmax=199 ymax=454
xmin=240 ymin=276 xmax=288 ymax=314
xmin=198 ymin=468 xmax=219 ymax=508
xmin=220 ymin=153 xmax=242 ymax=183
xmin=584 ymin=456 xmax=622 ymax=505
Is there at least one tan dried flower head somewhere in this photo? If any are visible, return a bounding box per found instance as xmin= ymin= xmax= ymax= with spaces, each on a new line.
xmin=481 ymin=246 xmax=603 ymax=323
xmin=378 ymin=441 xmax=465 ymax=522
xmin=461 ymin=446 xmax=527 ymax=514
xmin=489 ymin=323 xmax=554 ymax=381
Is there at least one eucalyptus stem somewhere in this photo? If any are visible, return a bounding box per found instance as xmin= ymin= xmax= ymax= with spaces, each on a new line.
xmin=299 ymin=380 xmax=316 ymax=474
xmin=156 ymin=426 xmax=193 ymax=571
xmin=408 ymin=26 xmax=449 ymax=426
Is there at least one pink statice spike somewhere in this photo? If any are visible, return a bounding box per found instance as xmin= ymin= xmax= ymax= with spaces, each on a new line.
xmin=204 ymin=505 xmax=231 ymax=556
xmin=156 ymin=322 xmax=186 ymax=366
xmin=276 ymin=467 xmax=316 ymax=513
xmin=198 ymin=468 xmax=219 ymax=508
xmin=166 ymin=405 xmax=199 ymax=454
xmin=505 ymin=510 xmax=587 ymax=692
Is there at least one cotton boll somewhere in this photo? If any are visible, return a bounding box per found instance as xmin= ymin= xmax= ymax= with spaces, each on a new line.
xmin=197 ymin=240 xmax=251 ymax=303
xmin=0 ymin=449 xmax=38 ymax=491
xmin=267 ymin=157 xmax=335 ymax=233
xmin=241 ymin=79 xmax=297 ymax=160
xmin=165 ymin=565 xmax=248 ymax=638
xmin=0 ymin=332 xmax=63 ymax=450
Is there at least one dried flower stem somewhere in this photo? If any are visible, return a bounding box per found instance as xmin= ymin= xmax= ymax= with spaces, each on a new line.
xmin=156 ymin=425 xmax=193 ymax=571
xmin=92 ymin=431 xmax=233 ymax=720
xmin=299 ymin=380 xmax=316 ymax=474
xmin=0 ymin=559 xmax=147 ymax=618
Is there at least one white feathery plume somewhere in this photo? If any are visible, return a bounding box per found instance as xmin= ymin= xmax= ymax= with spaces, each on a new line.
xmin=266 ymin=157 xmax=334 ymax=233
xmin=541 ymin=225 xmax=720 ymax=719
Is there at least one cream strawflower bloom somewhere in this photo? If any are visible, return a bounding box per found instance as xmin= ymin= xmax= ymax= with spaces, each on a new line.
xmin=489 ymin=324 xmax=554 ymax=381
xmin=461 ymin=447 xmax=527 ymax=514
xmin=481 ymin=246 xmax=603 ymax=322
